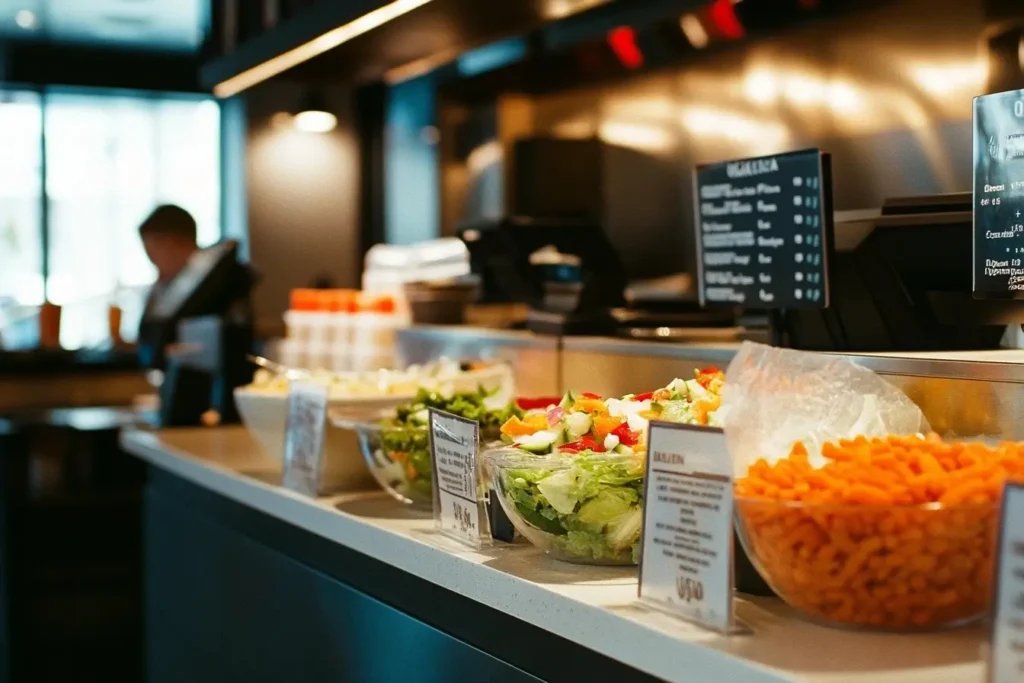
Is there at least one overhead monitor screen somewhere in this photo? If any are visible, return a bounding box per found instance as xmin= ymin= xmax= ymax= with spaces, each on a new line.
xmin=693 ymin=149 xmax=833 ymax=308
xmin=974 ymin=88 xmax=1024 ymax=299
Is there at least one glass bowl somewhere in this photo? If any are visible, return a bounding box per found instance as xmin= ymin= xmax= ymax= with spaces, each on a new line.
xmin=345 ymin=419 xmax=502 ymax=509
xmin=486 ymin=448 xmax=644 ymax=565
xmin=734 ymin=496 xmax=997 ymax=631
xmin=348 ymin=421 xmax=434 ymax=508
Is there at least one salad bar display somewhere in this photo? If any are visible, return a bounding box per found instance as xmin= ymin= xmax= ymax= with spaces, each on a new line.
xmin=488 ymin=368 xmax=725 ymax=564
xmin=245 ymin=331 xmax=1024 ymax=640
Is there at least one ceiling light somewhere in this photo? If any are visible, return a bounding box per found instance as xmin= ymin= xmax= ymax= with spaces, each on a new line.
xmin=744 ymin=70 xmax=777 ymax=103
xmin=293 ymin=110 xmax=337 ymax=133
xmin=290 ymin=92 xmax=337 ymax=133
xmin=14 ymin=9 xmax=38 ymax=30
xmin=212 ymin=0 xmax=433 ymax=98
xmin=542 ymin=0 xmax=609 ymax=20
xmin=679 ymin=14 xmax=709 ymax=49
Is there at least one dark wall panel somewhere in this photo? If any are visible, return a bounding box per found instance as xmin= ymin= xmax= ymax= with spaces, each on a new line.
xmin=244 ymin=81 xmax=361 ymax=331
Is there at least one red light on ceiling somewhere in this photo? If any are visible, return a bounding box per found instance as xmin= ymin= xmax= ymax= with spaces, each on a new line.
xmin=708 ymin=0 xmax=745 ymax=40
xmin=798 ymin=0 xmax=820 ymax=7
xmin=607 ymin=26 xmax=644 ymax=69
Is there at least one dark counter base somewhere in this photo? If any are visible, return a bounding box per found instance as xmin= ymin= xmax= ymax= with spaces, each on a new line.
xmin=146 ymin=468 xmax=665 ymax=683
xmin=0 ymin=421 xmax=144 ymax=683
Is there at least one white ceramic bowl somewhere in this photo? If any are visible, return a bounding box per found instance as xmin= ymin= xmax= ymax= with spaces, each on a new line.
xmin=234 ymin=388 xmax=409 ymax=494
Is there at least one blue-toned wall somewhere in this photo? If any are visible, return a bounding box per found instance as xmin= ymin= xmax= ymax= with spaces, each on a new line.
xmin=384 ymin=75 xmax=439 ymax=245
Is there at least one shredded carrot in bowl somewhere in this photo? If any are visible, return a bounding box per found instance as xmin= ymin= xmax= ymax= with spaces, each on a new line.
xmin=734 ymin=434 xmax=1022 ymax=630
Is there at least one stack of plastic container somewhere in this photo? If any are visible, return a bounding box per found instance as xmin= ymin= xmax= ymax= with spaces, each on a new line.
xmin=280 ymin=288 xmax=407 ymax=372
xmin=350 ymin=293 xmax=403 ymax=372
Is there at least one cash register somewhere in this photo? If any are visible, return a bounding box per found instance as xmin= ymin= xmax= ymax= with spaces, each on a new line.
xmin=137 ymin=240 xmax=255 ymax=426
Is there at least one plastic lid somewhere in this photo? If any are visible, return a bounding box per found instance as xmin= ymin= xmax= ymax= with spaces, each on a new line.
xmin=321 ymin=289 xmax=358 ymax=312
xmin=290 ymin=289 xmax=320 ymax=311
xmin=372 ymin=295 xmax=397 ymax=314
xmin=357 ymin=293 xmax=397 ymax=314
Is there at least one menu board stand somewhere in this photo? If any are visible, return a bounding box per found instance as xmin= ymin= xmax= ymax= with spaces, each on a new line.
xmin=769 ymin=309 xmax=789 ymax=347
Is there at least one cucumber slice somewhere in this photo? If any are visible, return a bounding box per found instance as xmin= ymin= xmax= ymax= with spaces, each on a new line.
xmin=564 ymin=412 xmax=592 ymax=439
xmin=685 ymin=379 xmax=710 ymax=399
xmin=558 ymin=391 xmax=576 ymax=410
xmin=516 ymin=430 xmax=559 ymax=453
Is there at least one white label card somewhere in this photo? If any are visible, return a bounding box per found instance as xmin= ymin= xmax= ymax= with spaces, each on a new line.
xmin=282 ymin=381 xmax=329 ymax=497
xmin=638 ymin=421 xmax=737 ymax=633
xmin=989 ymin=483 xmax=1024 ymax=683
xmin=429 ymin=409 xmax=488 ymax=548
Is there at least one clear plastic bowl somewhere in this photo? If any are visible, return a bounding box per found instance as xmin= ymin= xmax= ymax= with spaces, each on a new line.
xmin=348 ymin=421 xmax=434 ymax=508
xmin=734 ymin=496 xmax=997 ymax=631
xmin=344 ymin=419 xmax=502 ymax=509
xmin=486 ymin=448 xmax=644 ymax=565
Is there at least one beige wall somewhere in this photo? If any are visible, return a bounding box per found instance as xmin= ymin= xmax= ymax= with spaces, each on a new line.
xmin=244 ymin=82 xmax=361 ymax=334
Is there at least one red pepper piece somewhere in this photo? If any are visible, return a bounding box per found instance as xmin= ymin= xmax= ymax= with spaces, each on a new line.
xmin=696 ymin=367 xmax=722 ymax=389
xmin=632 ymin=391 xmax=654 ymax=402
xmin=559 ymin=435 xmax=606 ymax=453
xmin=611 ymin=421 xmax=638 ymax=446
xmin=516 ymin=397 xmax=562 ymax=410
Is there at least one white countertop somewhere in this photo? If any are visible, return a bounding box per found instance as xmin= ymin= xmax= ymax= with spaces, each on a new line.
xmin=121 ymin=427 xmax=987 ymax=683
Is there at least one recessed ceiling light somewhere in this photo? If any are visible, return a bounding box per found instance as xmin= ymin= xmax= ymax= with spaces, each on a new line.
xmin=679 ymin=14 xmax=709 ymax=49
xmin=290 ymin=92 xmax=337 ymax=133
xmin=293 ymin=110 xmax=337 ymax=134
xmin=15 ymin=9 xmax=39 ymax=30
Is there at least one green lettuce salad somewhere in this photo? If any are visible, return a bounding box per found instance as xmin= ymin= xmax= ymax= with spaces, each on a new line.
xmin=495 ymin=451 xmax=644 ymax=564
xmin=375 ymin=388 xmax=519 ymax=505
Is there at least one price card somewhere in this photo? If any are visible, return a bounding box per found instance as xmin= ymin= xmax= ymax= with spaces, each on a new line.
xmin=281 ymin=381 xmax=329 ymax=497
xmin=429 ymin=409 xmax=489 ymax=548
xmin=638 ymin=421 xmax=740 ymax=633
xmin=988 ymin=483 xmax=1024 ymax=682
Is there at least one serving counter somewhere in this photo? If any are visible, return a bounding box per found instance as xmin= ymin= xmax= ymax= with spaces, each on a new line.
xmin=122 ymin=427 xmax=986 ymax=683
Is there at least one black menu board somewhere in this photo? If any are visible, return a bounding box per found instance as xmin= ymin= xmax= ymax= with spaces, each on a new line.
xmin=693 ymin=149 xmax=832 ymax=308
xmin=973 ymin=88 xmax=1024 ymax=299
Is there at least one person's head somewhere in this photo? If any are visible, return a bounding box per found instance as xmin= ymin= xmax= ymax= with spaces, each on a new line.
xmin=139 ymin=205 xmax=198 ymax=282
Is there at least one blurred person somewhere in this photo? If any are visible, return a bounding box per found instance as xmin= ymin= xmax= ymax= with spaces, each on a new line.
xmin=138 ymin=204 xmax=199 ymax=316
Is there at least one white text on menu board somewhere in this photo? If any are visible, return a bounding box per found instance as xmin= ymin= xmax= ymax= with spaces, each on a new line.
xmin=429 ymin=409 xmax=484 ymax=547
xmin=639 ymin=423 xmax=736 ymax=633
xmin=699 ymin=153 xmax=824 ymax=306
xmin=990 ymin=484 xmax=1024 ymax=682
